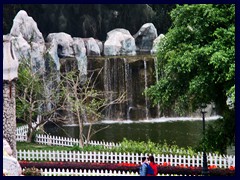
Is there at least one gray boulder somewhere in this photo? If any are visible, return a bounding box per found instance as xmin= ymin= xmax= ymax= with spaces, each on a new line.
xmin=46 ymin=33 xmax=88 ymax=83
xmin=73 ymin=37 xmax=88 ymax=83
xmin=3 ymin=35 xmax=19 ymax=81
xmin=104 ymin=28 xmax=136 ymax=56
xmin=46 ymin=32 xmax=74 ymax=58
xmin=10 ymin=10 xmax=44 ymax=44
xmin=83 ymin=37 xmax=101 ymax=56
xmin=151 ymin=34 xmax=165 ymax=54
xmin=134 ymin=23 xmax=158 ymax=52
xmin=10 ymin=10 xmax=45 ymax=74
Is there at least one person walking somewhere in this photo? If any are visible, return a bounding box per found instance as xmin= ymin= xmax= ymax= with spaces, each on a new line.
xmin=139 ymin=157 xmax=148 ymax=176
xmin=147 ymin=155 xmax=158 ymax=176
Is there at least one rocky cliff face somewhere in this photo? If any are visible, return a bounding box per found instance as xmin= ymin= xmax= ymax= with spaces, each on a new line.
xmin=87 ymin=55 xmax=158 ymax=121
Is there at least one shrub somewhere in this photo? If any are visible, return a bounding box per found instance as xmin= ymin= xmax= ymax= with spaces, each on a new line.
xmin=19 ymin=161 xmax=235 ymax=176
xmin=22 ymin=167 xmax=42 ymax=176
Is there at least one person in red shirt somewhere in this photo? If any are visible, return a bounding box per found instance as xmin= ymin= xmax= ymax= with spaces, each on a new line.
xmin=147 ymin=155 xmax=158 ymax=176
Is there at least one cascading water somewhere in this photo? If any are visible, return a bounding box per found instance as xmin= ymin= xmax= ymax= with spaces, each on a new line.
xmin=59 ymin=58 xmax=79 ymax=124
xmin=103 ymin=58 xmax=126 ymax=120
xmin=42 ymin=55 xmax=217 ymax=125
xmin=143 ymin=59 xmax=149 ymax=120
xmin=56 ymin=55 xmax=159 ymax=123
xmin=104 ymin=58 xmax=112 ymax=119
xmin=153 ymin=56 xmax=161 ymax=117
xmin=124 ymin=58 xmax=133 ymax=120
xmin=96 ymin=55 xmax=159 ymax=121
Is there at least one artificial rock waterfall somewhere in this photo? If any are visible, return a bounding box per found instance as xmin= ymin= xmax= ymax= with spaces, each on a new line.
xmin=4 ymin=10 xmax=167 ymax=126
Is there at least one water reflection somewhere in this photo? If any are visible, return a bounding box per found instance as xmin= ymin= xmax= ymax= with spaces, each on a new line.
xmin=44 ymin=117 xmax=219 ymax=148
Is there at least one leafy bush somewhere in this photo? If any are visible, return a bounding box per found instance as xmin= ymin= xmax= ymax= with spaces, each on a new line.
xmin=111 ymin=138 xmax=197 ymax=156
xmin=17 ymin=138 xmax=212 ymax=156
xmin=22 ymin=167 xmax=42 ymax=176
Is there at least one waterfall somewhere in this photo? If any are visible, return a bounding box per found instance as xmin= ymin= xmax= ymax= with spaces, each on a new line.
xmin=66 ymin=104 xmax=74 ymax=124
xmin=144 ymin=59 xmax=149 ymax=120
xmin=62 ymin=60 xmax=74 ymax=124
xmin=103 ymin=58 xmax=128 ymax=120
xmin=124 ymin=58 xmax=133 ymax=120
xmin=76 ymin=55 xmax=88 ymax=85
xmin=101 ymin=56 xmax=157 ymax=121
xmin=59 ymin=55 xmax=159 ymax=123
xmin=154 ymin=56 xmax=161 ymax=117
xmin=104 ymin=58 xmax=112 ymax=119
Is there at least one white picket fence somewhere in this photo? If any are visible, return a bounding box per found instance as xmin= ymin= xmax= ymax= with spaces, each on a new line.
xmin=16 ymin=131 xmax=207 ymax=157
xmin=16 ymin=124 xmax=29 ymax=135
xmin=17 ymin=132 xmax=197 ymax=155
xmin=38 ymin=168 xmax=138 ymax=176
xmin=36 ymin=168 xmax=188 ymax=176
xmin=16 ymin=125 xmax=120 ymax=148
xmin=16 ymin=123 xmax=38 ymax=142
xmin=16 ymin=125 xmax=235 ymax=170
xmin=35 ymin=134 xmax=120 ymax=148
xmin=16 ymin=125 xmax=28 ymax=142
xmin=17 ymin=150 xmax=235 ymax=168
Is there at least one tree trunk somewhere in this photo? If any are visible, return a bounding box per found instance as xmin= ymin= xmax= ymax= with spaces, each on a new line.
xmin=27 ymin=126 xmax=33 ymax=142
xmin=27 ymin=131 xmax=33 ymax=142
xmin=3 ymin=81 xmax=17 ymax=158
xmin=86 ymin=123 xmax=92 ymax=144
xmin=77 ymin=108 xmax=84 ymax=148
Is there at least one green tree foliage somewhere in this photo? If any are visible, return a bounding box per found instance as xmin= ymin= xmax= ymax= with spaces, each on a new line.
xmin=16 ymin=54 xmax=59 ymax=142
xmin=147 ymin=4 xmax=235 ymax=114
xmin=16 ymin=59 xmax=45 ymax=142
xmin=146 ymin=4 xmax=235 ymax=153
xmin=149 ymin=4 xmax=176 ymax=34
xmin=196 ymin=110 xmax=235 ymax=154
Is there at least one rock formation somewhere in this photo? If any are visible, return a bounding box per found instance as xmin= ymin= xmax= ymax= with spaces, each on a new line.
xmin=151 ymin=34 xmax=165 ymax=54
xmin=3 ymin=35 xmax=19 ymax=158
xmin=104 ymin=28 xmax=136 ymax=56
xmin=134 ymin=23 xmax=158 ymax=52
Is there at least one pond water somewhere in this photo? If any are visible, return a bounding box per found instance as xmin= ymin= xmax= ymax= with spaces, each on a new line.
xmin=44 ymin=116 xmax=220 ymax=148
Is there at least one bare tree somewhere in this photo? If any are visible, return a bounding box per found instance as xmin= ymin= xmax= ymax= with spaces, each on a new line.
xmin=16 ymin=57 xmax=58 ymax=142
xmin=16 ymin=53 xmax=125 ymax=146
xmin=57 ymin=68 xmax=126 ymax=147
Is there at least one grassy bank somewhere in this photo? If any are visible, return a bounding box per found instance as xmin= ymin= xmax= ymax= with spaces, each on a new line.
xmin=17 ymin=138 xmax=200 ymax=156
